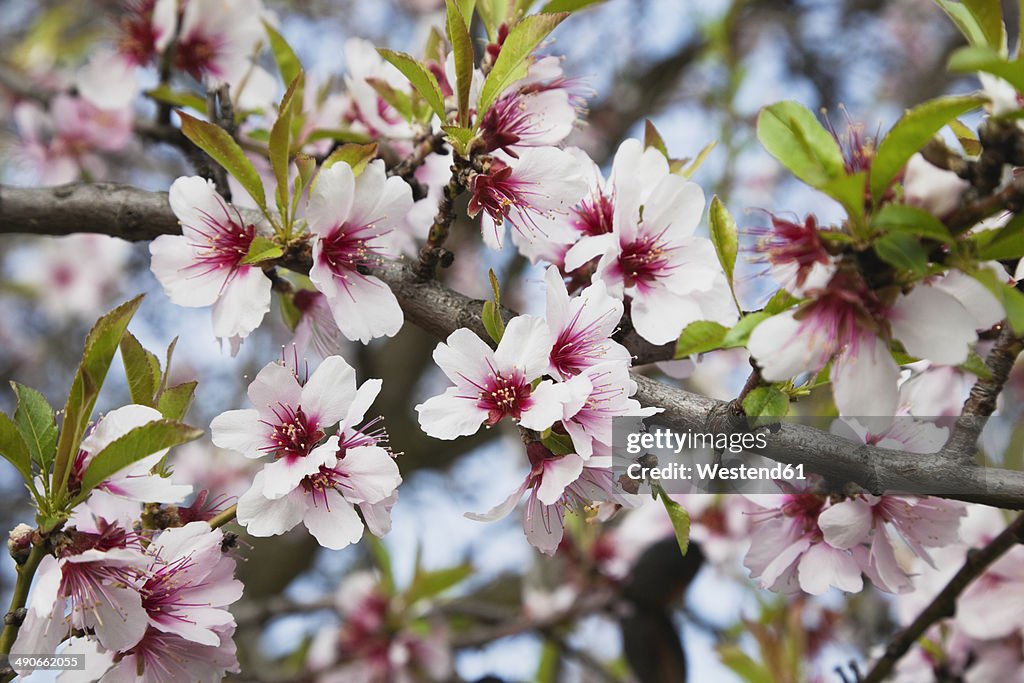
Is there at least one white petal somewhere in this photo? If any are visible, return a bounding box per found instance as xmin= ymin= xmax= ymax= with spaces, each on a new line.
xmin=416 ymin=388 xmax=488 ymax=439
xmin=466 ymin=477 xmax=531 ymax=522
xmin=210 ymin=409 xmax=266 ymax=457
xmin=236 ymin=474 xmax=307 ymax=537
xmin=308 ymin=162 xmax=355 ymax=234
xmin=890 ymin=286 xmax=976 ymax=365
xmin=818 ymin=498 xmax=873 ymax=549
xmin=749 ymin=311 xmax=824 ymax=382
xmin=536 ymin=454 xmax=584 ymax=505
xmin=433 ymin=328 xmax=495 ymax=387
xmin=630 ymin=286 xmax=704 ymax=346
xmin=303 ymin=493 xmax=365 ymax=549
xmin=338 ymin=379 xmax=383 ymax=433
xmin=337 ymin=445 xmax=401 ymax=504
xmin=797 ymin=543 xmax=863 ymax=594
xmin=831 ymin=336 xmax=899 ymax=419
xmin=318 ymin=272 xmax=404 ymax=343
xmin=494 ymin=315 xmax=553 ymax=379
xmin=210 ymin=266 xmax=271 ymax=338
xmin=81 ymin=405 xmax=163 ymax=454
xmin=149 ymin=235 xmax=222 ymax=308
xmin=518 ymin=380 xmax=570 ymax=432
xmin=301 ymin=355 xmax=357 ymax=426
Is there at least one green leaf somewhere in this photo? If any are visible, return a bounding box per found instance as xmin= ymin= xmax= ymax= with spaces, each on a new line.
xmin=644 ymin=120 xmax=669 ymax=158
xmin=52 ymin=296 xmax=143 ymax=504
xmin=145 ymin=84 xmax=207 ymax=112
xmin=178 ymin=111 xmax=268 ymax=212
xmin=708 ymin=196 xmax=738 ymax=289
xmin=674 ymin=321 xmax=728 ymax=358
xmin=959 ymin=351 xmax=994 ymax=380
xmin=241 ymin=235 xmax=284 ymax=265
xmin=658 ymin=489 xmax=690 ymax=556
xmin=948 ymin=46 xmax=1024 ymax=94
xmin=871 ymin=203 xmax=954 ymax=244
xmin=406 ymin=563 xmax=473 ymax=604
xmin=77 ymin=420 xmax=202 ymax=498
xmin=120 ymin=332 xmax=161 ymax=407
xmin=456 ymin=0 xmax=476 ymax=27
xmin=446 ymin=0 xmax=475 ymax=127
xmin=949 ymin=118 xmax=982 ymax=156
xmin=479 ymin=12 xmax=569 ymax=114
xmin=722 ymin=312 xmax=771 ymax=348
xmin=263 ymin=20 xmax=302 ymax=86
xmin=367 ymin=77 xmax=414 ymax=122
xmin=716 ymin=644 xmax=775 ymax=683
xmin=320 ymin=143 xmax=379 ymax=175
xmin=742 ymin=386 xmax=789 ymax=418
xmin=270 ymin=71 xmax=305 ymax=219
xmin=482 ymin=301 xmax=505 ymax=344
xmin=973 ymin=212 xmax=1024 ymax=259
xmin=756 ymin=100 xmax=846 ymax=189
xmin=0 ymin=413 xmax=33 ymax=484
xmin=873 ymin=233 xmax=930 ymax=276
xmin=970 ymin=267 xmax=1024 ymax=333
xmin=821 ymin=171 xmax=867 ymax=223
xmin=870 ymin=95 xmax=985 ymax=202
xmin=763 ymin=288 xmax=799 ymax=314
xmin=541 ymin=430 xmax=574 ymax=456
xmin=442 ymin=125 xmax=475 ymax=155
xmin=377 ymin=49 xmax=448 ymax=121
xmin=678 ymin=140 xmax=717 ymax=179
xmin=477 ymin=0 xmax=509 ymax=38
xmin=365 ymin=536 xmax=396 ymax=596
xmin=541 ymin=0 xmax=605 ymax=11
xmin=157 ymin=382 xmax=198 ymax=421
xmin=12 ymin=383 xmax=57 ymax=472
xmin=936 ymin=0 xmax=1005 ymax=50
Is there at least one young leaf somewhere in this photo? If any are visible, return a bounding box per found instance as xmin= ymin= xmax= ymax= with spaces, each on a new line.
xmin=377 ymin=49 xmax=448 ymax=121
xmin=873 ymin=233 xmax=929 ymax=276
xmin=970 ymin=267 xmax=1024 ymax=333
xmin=763 ymin=288 xmax=799 ymax=315
xmin=935 ymin=0 xmax=1005 ymax=50
xmin=456 ymin=0 xmax=476 ymax=27
xmin=658 ymin=488 xmax=690 ymax=556
xmin=541 ymin=430 xmax=574 ymax=456
xmin=120 ymin=332 xmax=161 ymax=407
xmin=270 ymin=71 xmax=305 ymax=219
xmin=367 ymin=77 xmax=414 ymax=121
xmin=157 ymin=382 xmax=198 ymax=421
xmin=145 ymin=85 xmax=207 ymax=112
xmin=52 ymin=296 xmax=143 ymax=501
xmin=477 ymin=0 xmax=509 ymax=38
xmin=756 ymin=101 xmax=846 ymax=189
xmin=320 ymin=143 xmax=379 ymax=175
xmin=442 ymin=125 xmax=476 ymax=155
xmin=644 ymin=120 xmax=669 ymax=158
xmin=406 ymin=563 xmax=473 ymax=605
xmin=12 ymin=383 xmax=58 ymax=472
xmin=973 ymin=212 xmax=1024 ymax=259
xmin=678 ymin=140 xmax=717 ymax=179
xmin=674 ymin=321 xmax=728 ymax=358
xmin=742 ymin=386 xmax=789 ymax=418
xmin=871 ymin=203 xmax=954 ymax=244
xmin=263 ymin=20 xmax=303 ymax=86
xmin=479 ymin=12 xmax=569 ymax=114
xmin=0 ymin=413 xmax=33 ymax=484
xmin=708 ymin=196 xmax=738 ymax=288
xmin=870 ymin=95 xmax=985 ymax=202
xmin=446 ymin=0 xmax=475 ymax=126
xmin=482 ymin=269 xmax=505 ymax=343
xmin=721 ymin=312 xmax=771 ymax=348
xmin=77 ymin=420 xmax=203 ymax=498
xmin=541 ymin=0 xmax=605 ymax=11
xmin=948 ymin=46 xmax=1024 ymax=93
xmin=178 ymin=111 xmax=268 ymax=212
xmin=241 ymin=235 xmax=284 ymax=265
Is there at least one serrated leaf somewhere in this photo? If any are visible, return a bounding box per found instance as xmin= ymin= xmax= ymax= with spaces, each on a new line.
xmin=870 ymin=95 xmax=985 ymax=202
xmin=120 ymin=332 xmax=161 ymax=407
xmin=871 ymin=203 xmax=954 ymax=244
xmin=178 ymin=111 xmax=268 ymax=212
xmin=52 ymin=297 xmax=143 ymax=503
xmin=406 ymin=563 xmax=473 ymax=604
xmin=479 ymin=12 xmax=569 ymax=114
xmin=0 ymin=413 xmax=33 ymax=484
xmin=157 ymin=382 xmax=198 ymax=421
xmin=658 ymin=489 xmax=690 ymax=556
xmin=270 ymin=71 xmax=305 ymax=219
xmin=757 ymin=101 xmax=846 ymax=189
xmin=722 ymin=312 xmax=771 ymax=348
xmin=320 ymin=143 xmax=379 ymax=175
xmin=446 ymin=0 xmax=475 ymax=127
xmin=674 ymin=321 xmax=728 ymax=358
xmin=377 ymin=49 xmax=448 ymax=121
xmin=78 ymin=420 xmax=202 ymax=497
xmin=12 ymin=383 xmax=57 ymax=472
xmin=241 ymin=235 xmax=284 ymax=265
xmin=145 ymin=84 xmax=206 ymax=112
xmin=873 ymin=233 xmax=930 ymax=275
xmin=482 ymin=301 xmax=505 ymax=344
xmin=708 ymin=196 xmax=738 ymax=288
xmin=263 ymin=20 xmax=302 ymax=86
xmin=541 ymin=0 xmax=605 ymax=11
xmin=742 ymin=386 xmax=789 ymax=418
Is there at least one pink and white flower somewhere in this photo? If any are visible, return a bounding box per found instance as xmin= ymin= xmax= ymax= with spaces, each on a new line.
xmin=468 ymin=148 xmax=588 ymax=250
xmin=903 ymin=153 xmax=969 ymax=218
xmin=211 ymin=355 xmax=381 ymax=498
xmin=748 ymin=214 xmax=835 ymax=296
xmin=560 ymin=363 xmax=659 ymax=459
xmin=343 ymin=38 xmax=416 ymax=140
xmin=544 ymin=265 xmax=630 ymax=381
xmin=416 ymin=315 xmax=589 ymax=439
xmin=150 ymin=176 xmax=272 ymax=340
xmin=168 ymin=0 xmax=267 ymax=87
xmin=307 ymin=160 xmax=412 ymax=343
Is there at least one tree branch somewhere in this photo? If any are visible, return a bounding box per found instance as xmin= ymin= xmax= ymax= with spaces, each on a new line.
xmin=3 ymin=183 xmax=1024 ymax=507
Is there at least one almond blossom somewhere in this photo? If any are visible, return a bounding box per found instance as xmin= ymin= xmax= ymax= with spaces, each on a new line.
xmin=565 ymin=139 xmax=738 ymax=344
xmin=748 ymin=213 xmax=835 ymax=296
xmin=149 ymin=176 xmax=272 ymax=340
xmin=165 ymin=0 xmax=267 ymax=87
xmin=748 ymin=273 xmax=986 ymax=419
xmin=415 ymin=315 xmax=588 ymax=439
xmin=560 ymin=362 xmax=659 ymax=459
xmin=343 ymin=38 xmax=416 ymax=141
xmin=468 ymin=148 xmax=588 ymax=250
xmin=307 ymin=160 xmax=412 ymax=343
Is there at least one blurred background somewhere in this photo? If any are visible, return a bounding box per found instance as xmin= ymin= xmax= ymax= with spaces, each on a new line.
xmin=0 ymin=1 xmax=1013 ymax=681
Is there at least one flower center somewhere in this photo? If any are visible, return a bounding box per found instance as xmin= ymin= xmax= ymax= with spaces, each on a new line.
xmin=469 ymin=161 xmax=526 ymax=224
xmin=186 ymin=206 xmax=256 ymax=279
xmin=319 ymin=223 xmax=379 ymax=273
xmin=755 ymin=215 xmax=831 ymax=289
xmin=572 ymin=192 xmax=614 ymax=237
xmin=175 ymin=34 xmax=224 ymax=80
xmin=477 ymin=369 xmax=533 ymax=425
xmin=264 ymin=405 xmax=324 ymax=460
xmin=481 ymin=93 xmax=530 ymax=155
xmin=618 ymin=232 xmax=673 ymax=288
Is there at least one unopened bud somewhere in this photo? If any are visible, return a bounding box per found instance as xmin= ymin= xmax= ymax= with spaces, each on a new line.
xmin=8 ymin=524 xmax=33 ymax=564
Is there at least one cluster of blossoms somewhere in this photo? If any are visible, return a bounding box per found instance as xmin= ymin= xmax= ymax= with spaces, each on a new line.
xmin=9 ymin=405 xmax=243 ymax=680
xmin=212 ymin=354 xmax=401 ymax=549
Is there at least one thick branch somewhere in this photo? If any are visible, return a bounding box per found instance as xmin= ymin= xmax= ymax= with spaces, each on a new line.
xmin=3 ymin=183 xmax=1024 ymax=507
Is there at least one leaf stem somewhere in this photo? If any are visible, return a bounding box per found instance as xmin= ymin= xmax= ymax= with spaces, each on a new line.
xmin=208 ymin=504 xmax=238 ymax=530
